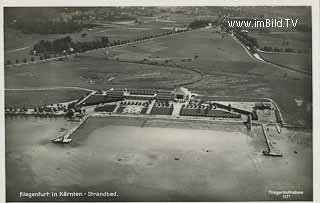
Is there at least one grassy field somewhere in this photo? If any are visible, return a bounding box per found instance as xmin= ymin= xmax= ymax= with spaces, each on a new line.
xmin=249 ymin=32 xmax=312 ymax=53
xmin=259 ymin=52 xmax=312 ymax=73
xmin=248 ymin=31 xmax=312 ymax=77
xmin=6 ymin=116 xmax=312 ymax=201
xmin=5 ymin=89 xmax=88 ymax=108
xmin=111 ymin=29 xmax=310 ymax=77
xmin=4 ymin=17 xmax=191 ymax=64
xmin=5 ymin=28 xmax=312 ymax=127
xmin=107 ymin=29 xmax=312 ymax=127
xmin=4 ymin=8 xmax=313 ymax=202
xmin=5 ymin=56 xmax=195 ymax=90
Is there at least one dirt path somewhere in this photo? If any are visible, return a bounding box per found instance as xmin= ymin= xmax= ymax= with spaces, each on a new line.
xmin=6 ymin=46 xmax=29 ymax=53
xmin=116 ymin=60 xmax=204 ymax=87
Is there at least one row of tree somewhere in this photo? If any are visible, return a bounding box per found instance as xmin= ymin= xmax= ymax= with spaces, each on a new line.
xmin=188 ymin=19 xmax=214 ymax=29
xmin=6 ymin=58 xmax=34 ymax=65
xmin=233 ymin=30 xmax=259 ymax=50
xmin=31 ymin=29 xmax=189 ymax=56
xmin=261 ymin=46 xmax=308 ymax=54
xmin=6 ymin=28 xmax=190 ymax=66
xmin=33 ymin=36 xmax=73 ymax=54
xmin=31 ymin=35 xmax=110 ymax=56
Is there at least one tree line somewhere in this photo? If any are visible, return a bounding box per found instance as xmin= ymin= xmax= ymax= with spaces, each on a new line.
xmin=31 ymin=29 xmax=191 ymax=56
xmin=188 ymin=19 xmax=214 ymax=29
xmin=261 ymin=46 xmax=308 ymax=54
xmin=32 ymin=36 xmax=110 ymax=56
xmin=5 ymin=28 xmax=190 ymax=66
xmin=233 ymin=30 xmax=259 ymax=51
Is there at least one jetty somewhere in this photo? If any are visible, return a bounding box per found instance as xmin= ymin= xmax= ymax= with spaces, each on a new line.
xmin=260 ymin=123 xmax=282 ymax=157
xmin=51 ymin=115 xmax=89 ymax=144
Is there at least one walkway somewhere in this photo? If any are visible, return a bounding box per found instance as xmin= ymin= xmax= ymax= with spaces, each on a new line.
xmin=75 ymin=91 xmax=97 ymax=106
xmin=6 ymin=46 xmax=29 ymax=53
xmin=52 ymin=115 xmax=89 ymax=143
xmin=146 ymin=100 xmax=156 ymax=114
xmin=172 ymin=102 xmax=184 ymax=117
xmin=254 ymin=121 xmax=283 ymax=157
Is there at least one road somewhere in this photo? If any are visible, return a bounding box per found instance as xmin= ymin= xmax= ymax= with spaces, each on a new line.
xmin=230 ymin=33 xmax=312 ymax=77
xmin=76 ymin=91 xmax=97 ymax=106
xmin=5 ymin=29 xmax=193 ymax=68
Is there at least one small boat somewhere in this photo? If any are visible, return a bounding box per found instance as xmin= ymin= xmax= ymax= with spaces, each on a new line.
xmin=51 ymin=136 xmax=64 ymax=143
xmin=263 ymin=150 xmax=283 ymax=157
xmin=51 ymin=136 xmax=72 ymax=144
xmin=62 ymin=138 xmax=72 ymax=143
xmin=67 ymin=118 xmax=82 ymax=122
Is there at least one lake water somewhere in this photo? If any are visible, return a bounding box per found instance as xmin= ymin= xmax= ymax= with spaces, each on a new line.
xmin=5 ymin=116 xmax=312 ymax=201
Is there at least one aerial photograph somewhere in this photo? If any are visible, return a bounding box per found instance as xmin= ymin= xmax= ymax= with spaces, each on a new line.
xmin=4 ymin=6 xmax=313 ymax=202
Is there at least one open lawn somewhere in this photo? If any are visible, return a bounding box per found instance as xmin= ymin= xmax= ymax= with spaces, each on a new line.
xmin=5 ymin=56 xmax=196 ymax=90
xmin=5 ymin=89 xmax=88 ymax=108
xmin=5 ymin=116 xmax=312 ymax=201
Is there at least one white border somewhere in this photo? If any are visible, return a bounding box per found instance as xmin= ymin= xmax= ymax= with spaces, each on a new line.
xmin=0 ymin=0 xmax=315 ymax=6
xmin=0 ymin=1 xmax=319 ymax=203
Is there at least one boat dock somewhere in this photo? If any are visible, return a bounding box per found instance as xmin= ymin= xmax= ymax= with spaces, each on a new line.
xmin=51 ymin=115 xmax=89 ymax=144
xmin=260 ymin=123 xmax=282 ymax=157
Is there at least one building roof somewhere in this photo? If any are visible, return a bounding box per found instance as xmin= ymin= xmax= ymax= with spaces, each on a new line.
xmin=107 ymin=91 xmax=124 ymax=97
xmin=174 ymin=87 xmax=190 ymax=95
xmin=128 ymin=89 xmax=157 ymax=95
xmin=156 ymin=91 xmax=173 ymax=100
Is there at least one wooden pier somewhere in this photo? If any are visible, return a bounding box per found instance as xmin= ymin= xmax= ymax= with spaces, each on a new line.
xmin=260 ymin=123 xmax=282 ymax=157
xmin=51 ymin=116 xmax=89 ymax=144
